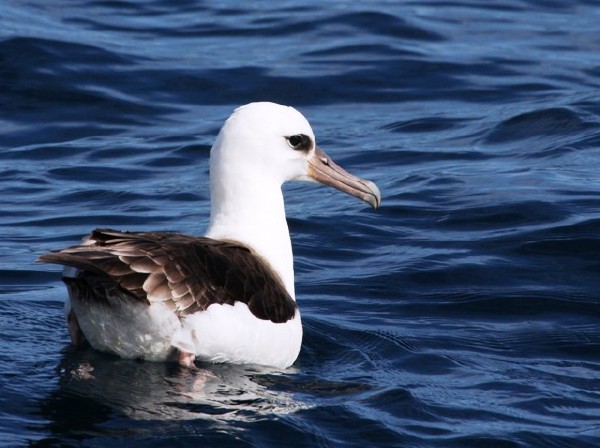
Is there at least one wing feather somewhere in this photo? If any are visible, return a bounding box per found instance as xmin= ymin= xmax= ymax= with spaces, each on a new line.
xmin=38 ymin=228 xmax=297 ymax=323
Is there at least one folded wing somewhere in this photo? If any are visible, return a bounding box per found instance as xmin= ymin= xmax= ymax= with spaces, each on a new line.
xmin=38 ymin=229 xmax=297 ymax=323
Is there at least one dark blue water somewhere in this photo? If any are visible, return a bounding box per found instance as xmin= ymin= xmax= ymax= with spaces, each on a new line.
xmin=2 ymin=1 xmax=600 ymax=446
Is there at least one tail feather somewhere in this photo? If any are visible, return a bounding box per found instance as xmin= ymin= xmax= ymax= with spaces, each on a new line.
xmin=37 ymin=252 xmax=107 ymax=276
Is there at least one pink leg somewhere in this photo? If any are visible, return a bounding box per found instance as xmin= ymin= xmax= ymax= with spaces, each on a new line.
xmin=67 ymin=310 xmax=84 ymax=346
xmin=178 ymin=350 xmax=196 ymax=367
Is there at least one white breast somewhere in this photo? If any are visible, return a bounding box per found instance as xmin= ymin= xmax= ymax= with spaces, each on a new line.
xmin=171 ymin=302 xmax=303 ymax=369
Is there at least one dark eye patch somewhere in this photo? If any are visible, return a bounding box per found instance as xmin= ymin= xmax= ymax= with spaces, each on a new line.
xmin=286 ymin=134 xmax=312 ymax=152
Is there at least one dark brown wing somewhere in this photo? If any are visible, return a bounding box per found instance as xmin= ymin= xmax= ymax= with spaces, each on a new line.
xmin=38 ymin=228 xmax=297 ymax=323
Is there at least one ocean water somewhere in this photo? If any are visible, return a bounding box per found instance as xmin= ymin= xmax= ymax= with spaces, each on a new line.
xmin=2 ymin=0 xmax=600 ymax=446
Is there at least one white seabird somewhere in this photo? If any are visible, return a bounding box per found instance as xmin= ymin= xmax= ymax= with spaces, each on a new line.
xmin=39 ymin=102 xmax=381 ymax=369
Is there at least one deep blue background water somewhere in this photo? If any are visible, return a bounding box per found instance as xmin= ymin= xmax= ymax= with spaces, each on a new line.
xmin=2 ymin=1 xmax=600 ymax=446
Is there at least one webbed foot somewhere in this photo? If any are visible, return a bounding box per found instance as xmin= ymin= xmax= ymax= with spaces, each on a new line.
xmin=178 ymin=350 xmax=196 ymax=367
xmin=67 ymin=310 xmax=85 ymax=346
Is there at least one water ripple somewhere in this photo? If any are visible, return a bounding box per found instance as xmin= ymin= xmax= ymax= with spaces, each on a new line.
xmin=2 ymin=1 xmax=600 ymax=447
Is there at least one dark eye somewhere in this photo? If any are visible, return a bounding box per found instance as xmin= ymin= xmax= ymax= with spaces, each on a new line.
xmin=286 ymin=134 xmax=311 ymax=151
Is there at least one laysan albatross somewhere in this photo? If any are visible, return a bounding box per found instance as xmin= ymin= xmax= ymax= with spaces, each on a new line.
xmin=39 ymin=102 xmax=381 ymax=369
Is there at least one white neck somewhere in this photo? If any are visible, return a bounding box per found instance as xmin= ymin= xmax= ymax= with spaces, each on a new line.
xmin=204 ymin=157 xmax=295 ymax=299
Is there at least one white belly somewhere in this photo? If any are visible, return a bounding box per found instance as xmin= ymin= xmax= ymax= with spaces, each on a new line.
xmin=69 ymin=298 xmax=181 ymax=361
xmin=68 ymin=298 xmax=303 ymax=369
xmin=172 ymin=302 xmax=303 ymax=369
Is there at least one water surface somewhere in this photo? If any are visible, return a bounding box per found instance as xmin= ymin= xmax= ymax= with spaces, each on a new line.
xmin=1 ymin=1 xmax=600 ymax=446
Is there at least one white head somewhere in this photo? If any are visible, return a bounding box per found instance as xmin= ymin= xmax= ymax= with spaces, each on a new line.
xmin=209 ymin=102 xmax=381 ymax=207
